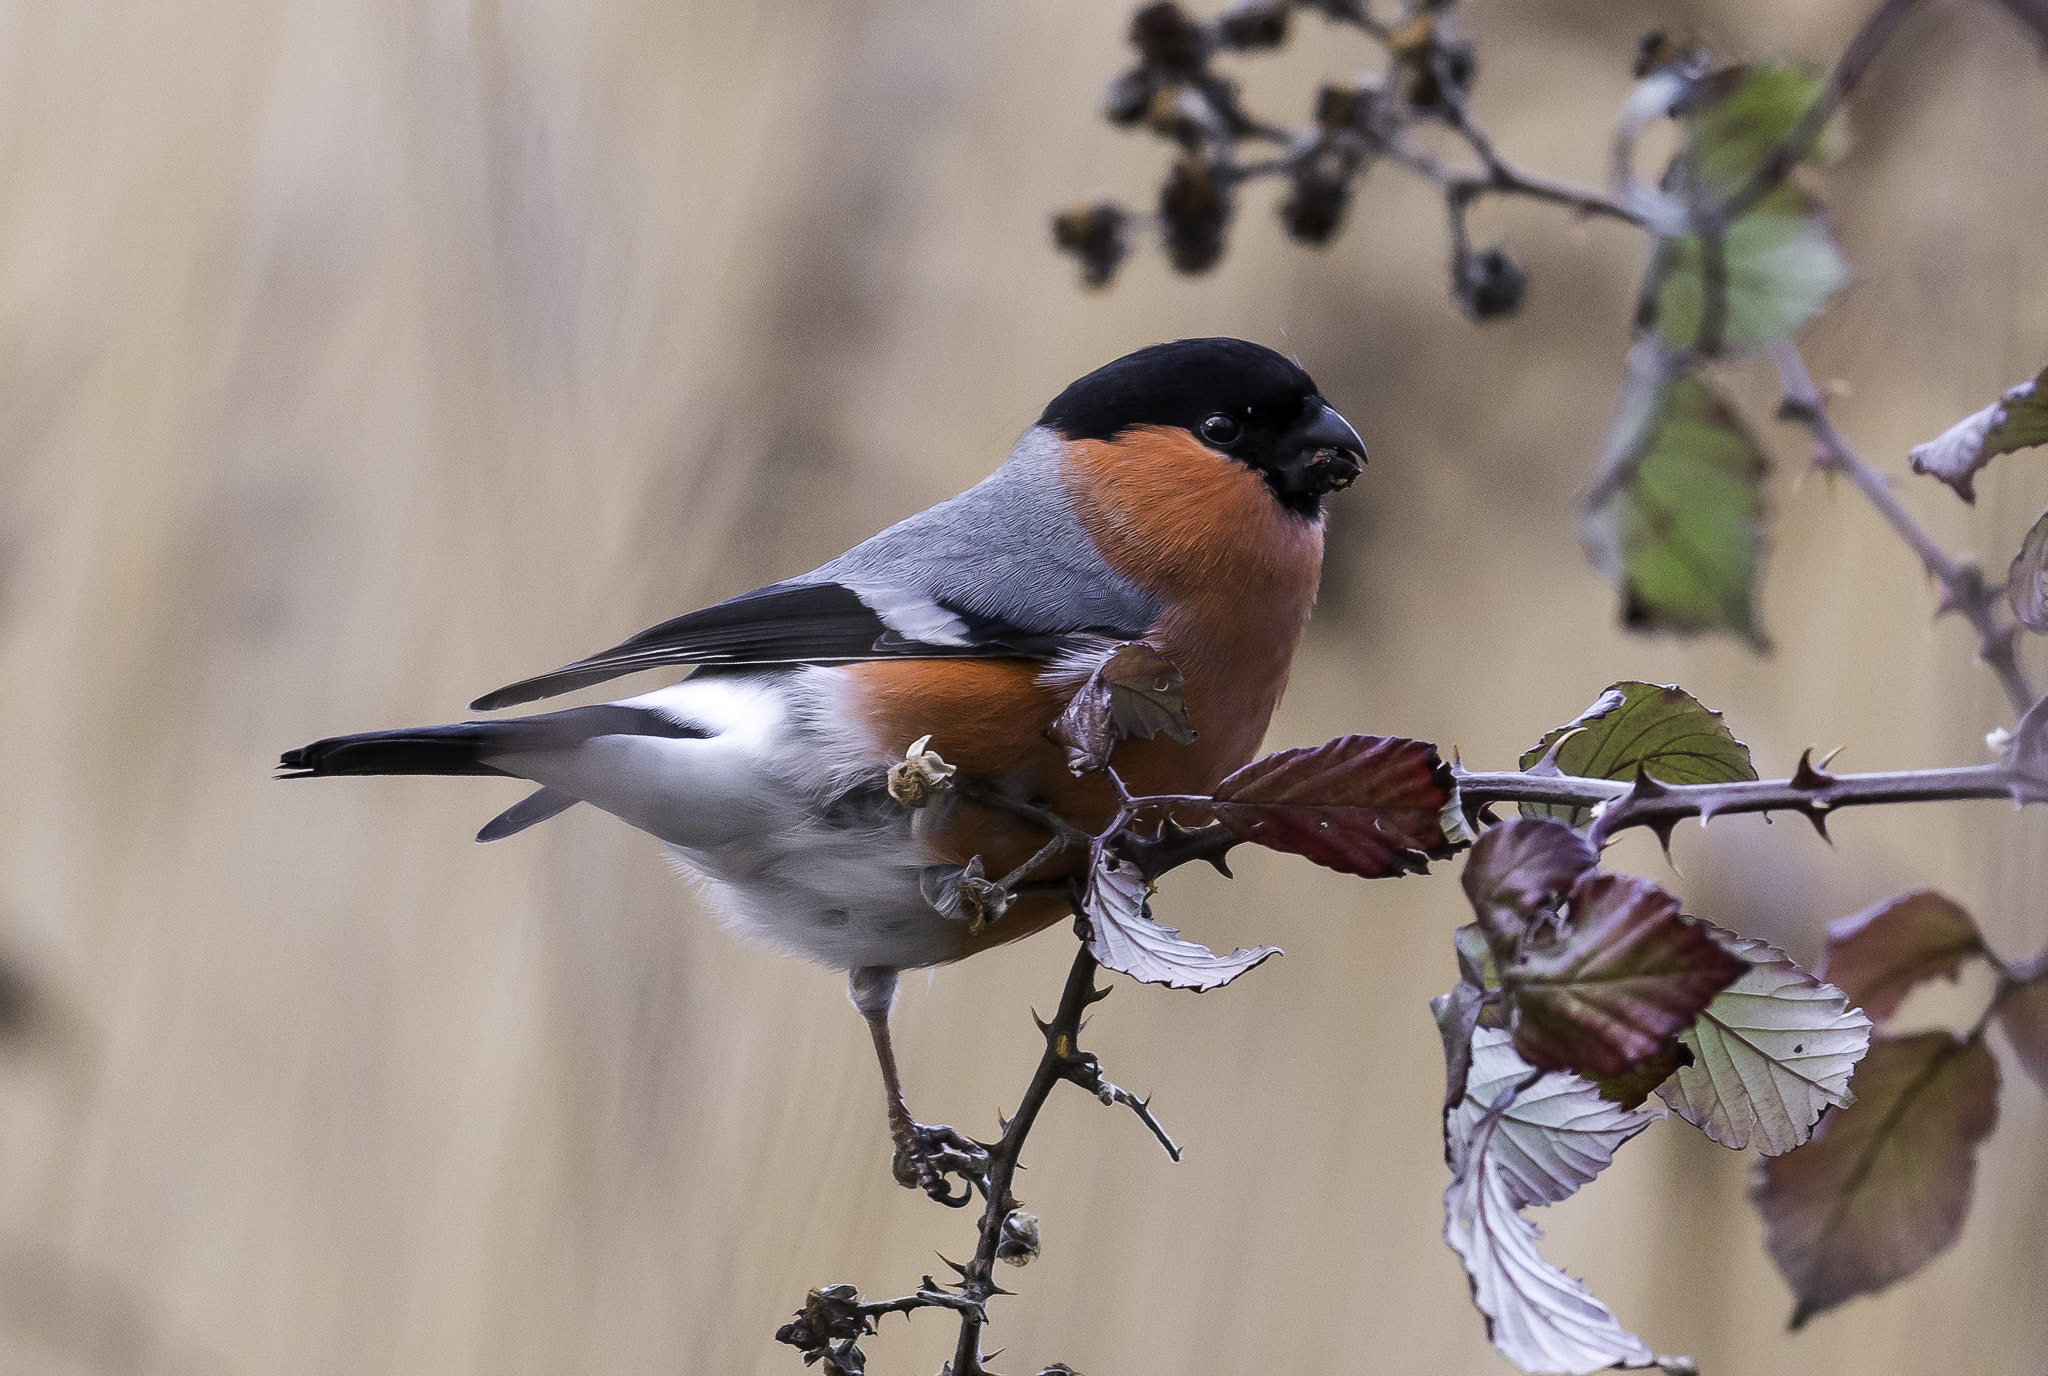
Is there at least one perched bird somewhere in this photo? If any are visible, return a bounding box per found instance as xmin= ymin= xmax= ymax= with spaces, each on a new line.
xmin=281 ymin=337 xmax=1365 ymax=1198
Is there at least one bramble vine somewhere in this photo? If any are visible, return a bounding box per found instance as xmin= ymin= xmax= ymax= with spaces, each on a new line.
xmin=776 ymin=1 xmax=2048 ymax=1373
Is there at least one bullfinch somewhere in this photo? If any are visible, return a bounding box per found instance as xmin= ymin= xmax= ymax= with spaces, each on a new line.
xmin=281 ymin=336 xmax=1366 ymax=1198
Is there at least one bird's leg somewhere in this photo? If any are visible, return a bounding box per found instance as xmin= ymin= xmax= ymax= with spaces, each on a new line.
xmin=848 ymin=967 xmax=986 ymax=1207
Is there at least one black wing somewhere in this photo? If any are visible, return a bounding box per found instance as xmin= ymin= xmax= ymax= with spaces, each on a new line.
xmin=469 ymin=582 xmax=1068 ymax=711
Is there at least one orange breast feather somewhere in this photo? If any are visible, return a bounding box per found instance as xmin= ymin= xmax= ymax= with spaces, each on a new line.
xmin=844 ymin=427 xmax=1323 ymax=958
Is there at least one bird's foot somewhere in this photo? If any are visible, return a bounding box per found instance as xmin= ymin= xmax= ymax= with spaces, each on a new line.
xmin=888 ymin=1120 xmax=988 ymax=1207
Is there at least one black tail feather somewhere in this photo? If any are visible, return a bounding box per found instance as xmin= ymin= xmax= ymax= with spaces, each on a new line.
xmin=280 ymin=703 xmax=709 ymax=779
xmin=279 ymin=724 xmax=513 ymax=778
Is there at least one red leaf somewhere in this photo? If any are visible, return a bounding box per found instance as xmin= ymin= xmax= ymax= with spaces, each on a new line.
xmin=1046 ymin=643 xmax=1195 ymax=775
xmin=1207 ymin=735 xmax=1469 ymax=878
xmin=1504 ymin=873 xmax=1748 ymax=1082
xmin=1753 ymin=1032 xmax=2000 ymax=1327
xmin=1996 ymin=981 xmax=2048 ymax=1093
xmin=1080 ymin=847 xmax=1278 ymax=991
xmin=1817 ymin=890 xmax=1985 ymax=1022
xmin=1461 ymin=819 xmax=1599 ymax=954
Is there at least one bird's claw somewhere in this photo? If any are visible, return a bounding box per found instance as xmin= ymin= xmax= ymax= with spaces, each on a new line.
xmin=889 ymin=1121 xmax=988 ymax=1207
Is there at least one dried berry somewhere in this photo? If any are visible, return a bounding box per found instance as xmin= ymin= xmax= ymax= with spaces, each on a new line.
xmin=1159 ymin=158 xmax=1232 ymax=273
xmin=1217 ymin=1 xmax=1289 ymax=50
xmin=1052 ymin=202 xmax=1130 ymax=288
xmin=1129 ymin=1 xmax=1208 ymax=74
xmin=1454 ymin=242 xmax=1527 ymax=320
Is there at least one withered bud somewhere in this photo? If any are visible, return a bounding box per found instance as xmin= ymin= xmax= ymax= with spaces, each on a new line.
xmin=774 ymin=1284 xmax=869 ymax=1353
xmin=1159 ymin=157 xmax=1232 ymax=274
xmin=1143 ymin=84 xmax=1216 ymax=149
xmin=1129 ymin=1 xmax=1209 ymax=73
xmin=1454 ymin=242 xmax=1526 ymax=321
xmin=1052 ymin=201 xmax=1130 ymax=288
xmin=1280 ymin=139 xmax=1362 ymax=245
xmin=955 ymin=858 xmax=1013 ymax=933
xmin=1634 ymin=30 xmax=1680 ymax=78
xmin=1405 ymin=40 xmax=1476 ymax=111
xmin=1217 ymin=1 xmax=1288 ymax=50
xmin=1103 ymin=65 xmax=1156 ymax=125
xmin=887 ymin=734 xmax=956 ymax=808
xmin=997 ymin=1209 xmax=1042 ymax=1266
xmin=1314 ymin=82 xmax=1374 ymax=131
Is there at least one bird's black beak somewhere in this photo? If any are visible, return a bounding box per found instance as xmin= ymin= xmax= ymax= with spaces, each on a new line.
xmin=1276 ymin=401 xmax=1367 ymax=500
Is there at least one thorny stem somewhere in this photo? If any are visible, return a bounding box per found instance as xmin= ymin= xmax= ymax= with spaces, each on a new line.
xmin=1773 ymin=343 xmax=2038 ymax=716
xmin=1454 ymin=759 xmax=2038 ymax=849
xmin=949 ymin=945 xmax=1109 ymax=1376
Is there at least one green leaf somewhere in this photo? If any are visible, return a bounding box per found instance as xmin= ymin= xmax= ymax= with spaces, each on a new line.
xmin=1658 ymin=927 xmax=1872 ymax=1154
xmin=1584 ymin=359 xmax=1771 ymax=647
xmin=1504 ymin=872 xmax=1749 ymax=1082
xmin=1652 ymin=188 xmax=1849 ymax=352
xmin=1677 ymin=61 xmax=1832 ymax=200
xmin=1910 ymin=365 xmax=2048 ymax=503
xmin=1752 ymin=1032 xmax=2000 ymax=1328
xmin=1816 ymin=890 xmax=1985 ymax=1023
xmin=1519 ymin=682 xmax=1757 ymax=828
xmin=2007 ymin=508 xmax=2048 ymax=633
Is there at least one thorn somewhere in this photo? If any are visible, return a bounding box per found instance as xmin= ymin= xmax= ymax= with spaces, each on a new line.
xmin=986 ymin=1285 xmax=1017 ymax=1298
xmin=1626 ymin=759 xmax=1671 ymax=798
xmin=1651 ymin=818 xmax=1679 ymax=869
xmin=1789 ymin=746 xmax=1838 ymax=792
xmin=994 ymin=1110 xmax=1011 ymax=1135
xmin=1817 ymin=744 xmax=1845 ymax=770
xmin=1087 ymin=982 xmax=1114 ymax=1004
xmin=938 ymin=1254 xmax=969 ymax=1278
xmin=1527 ymin=727 xmax=1588 ymax=777
xmin=1206 ymin=851 xmax=1234 ymax=878
xmin=1030 ymin=1009 xmax=1049 ymax=1034
xmin=1803 ymin=804 xmax=1833 ymax=844
xmin=1451 ymin=743 xmax=1465 ymax=772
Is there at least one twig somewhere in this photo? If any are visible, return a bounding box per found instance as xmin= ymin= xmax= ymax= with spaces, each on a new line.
xmin=1773 ymin=343 xmax=2037 ymax=716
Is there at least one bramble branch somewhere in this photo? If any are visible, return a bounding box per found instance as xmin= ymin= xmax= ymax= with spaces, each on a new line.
xmin=1773 ymin=342 xmax=2038 ymax=716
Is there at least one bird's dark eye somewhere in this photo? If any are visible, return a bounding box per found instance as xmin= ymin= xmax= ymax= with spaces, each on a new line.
xmin=1200 ymin=413 xmax=1242 ymax=445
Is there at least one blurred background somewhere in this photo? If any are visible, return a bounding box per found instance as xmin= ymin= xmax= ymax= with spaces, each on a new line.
xmin=0 ymin=0 xmax=2044 ymax=1371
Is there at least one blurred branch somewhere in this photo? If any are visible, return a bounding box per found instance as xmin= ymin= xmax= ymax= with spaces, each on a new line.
xmin=1773 ymin=343 xmax=2037 ymax=716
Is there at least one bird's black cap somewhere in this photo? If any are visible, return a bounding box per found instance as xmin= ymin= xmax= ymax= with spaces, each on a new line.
xmin=1038 ymin=337 xmax=1319 ymax=443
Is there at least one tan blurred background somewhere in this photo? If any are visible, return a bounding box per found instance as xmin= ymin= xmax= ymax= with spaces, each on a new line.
xmin=0 ymin=0 xmax=2044 ymax=1372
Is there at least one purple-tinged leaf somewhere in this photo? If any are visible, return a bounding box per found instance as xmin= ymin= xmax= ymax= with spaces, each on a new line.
xmin=1659 ymin=927 xmax=1872 ymax=1154
xmin=1433 ymin=982 xmax=1488 ymax=1118
xmin=1504 ymin=873 xmax=1749 ymax=1081
xmin=1908 ymin=364 xmax=2048 ymax=503
xmin=1595 ymin=1042 xmax=1692 ymax=1111
xmin=1753 ymin=1032 xmax=1999 ymax=1328
xmin=1451 ymin=1028 xmax=1665 ymax=1209
xmin=1444 ymin=1056 xmax=1661 ymax=1374
xmin=1817 ymin=890 xmax=1985 ymax=1022
xmin=1079 ymin=847 xmax=1277 ymax=992
xmin=2007 ymin=508 xmax=2048 ymax=634
xmin=1046 ymin=642 xmax=1197 ymax=775
xmin=1208 ymin=735 xmax=1472 ymax=878
xmin=1519 ymin=682 xmax=1756 ymax=829
xmin=1996 ymin=980 xmax=2048 ymax=1093
xmin=1461 ymin=819 xmax=1598 ymax=954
